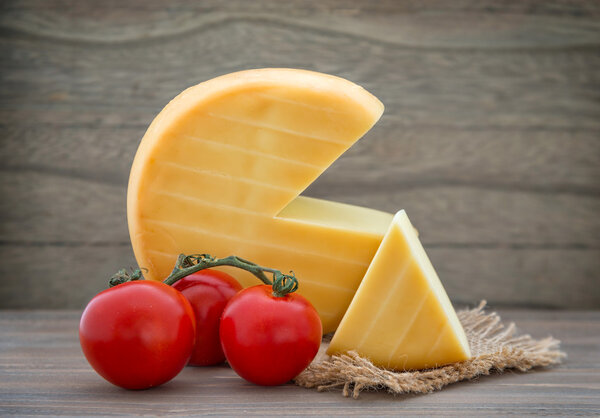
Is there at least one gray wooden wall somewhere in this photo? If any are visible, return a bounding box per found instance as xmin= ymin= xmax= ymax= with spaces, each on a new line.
xmin=1 ymin=1 xmax=599 ymax=309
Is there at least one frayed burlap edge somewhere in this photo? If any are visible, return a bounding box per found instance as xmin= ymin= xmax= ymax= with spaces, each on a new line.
xmin=294 ymin=301 xmax=566 ymax=399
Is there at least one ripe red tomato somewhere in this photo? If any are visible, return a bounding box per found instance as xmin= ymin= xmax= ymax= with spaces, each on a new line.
xmin=172 ymin=270 xmax=242 ymax=366
xmin=79 ymin=281 xmax=196 ymax=389
xmin=220 ymin=285 xmax=322 ymax=386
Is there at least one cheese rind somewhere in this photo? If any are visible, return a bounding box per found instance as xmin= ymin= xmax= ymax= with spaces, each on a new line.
xmin=327 ymin=210 xmax=471 ymax=370
xmin=127 ymin=69 xmax=391 ymax=333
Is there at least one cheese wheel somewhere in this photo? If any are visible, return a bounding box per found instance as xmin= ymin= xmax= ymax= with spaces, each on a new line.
xmin=127 ymin=69 xmax=392 ymax=333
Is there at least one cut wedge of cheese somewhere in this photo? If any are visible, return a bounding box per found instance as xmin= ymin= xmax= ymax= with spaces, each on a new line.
xmin=327 ymin=210 xmax=471 ymax=370
xmin=127 ymin=69 xmax=393 ymax=333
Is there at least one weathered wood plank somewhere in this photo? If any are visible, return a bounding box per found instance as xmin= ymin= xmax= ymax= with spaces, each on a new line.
xmin=0 ymin=309 xmax=598 ymax=415
xmin=2 ymin=126 xmax=598 ymax=194
xmin=1 ymin=0 xmax=599 ymax=48
xmin=332 ymin=127 xmax=600 ymax=195
xmin=324 ymin=186 xmax=600 ymax=247
xmin=0 ymin=245 xmax=597 ymax=309
xmin=1 ymin=10 xmax=599 ymax=129
xmin=0 ymin=173 xmax=128 ymax=244
xmin=3 ymin=0 xmax=600 ymax=17
xmin=0 ymin=245 xmax=136 ymax=309
xmin=429 ymin=247 xmax=600 ymax=309
xmin=2 ymin=172 xmax=598 ymax=246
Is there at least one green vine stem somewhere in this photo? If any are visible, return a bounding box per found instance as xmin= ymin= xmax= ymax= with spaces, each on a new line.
xmin=110 ymin=253 xmax=299 ymax=297
xmin=163 ymin=254 xmax=298 ymax=297
xmin=109 ymin=268 xmax=145 ymax=287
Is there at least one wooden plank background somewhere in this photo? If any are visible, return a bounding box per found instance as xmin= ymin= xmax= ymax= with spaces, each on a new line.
xmin=0 ymin=0 xmax=599 ymax=309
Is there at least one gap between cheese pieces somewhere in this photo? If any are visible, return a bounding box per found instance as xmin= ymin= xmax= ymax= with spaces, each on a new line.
xmin=328 ymin=210 xmax=471 ymax=370
xmin=128 ymin=69 xmax=394 ymax=333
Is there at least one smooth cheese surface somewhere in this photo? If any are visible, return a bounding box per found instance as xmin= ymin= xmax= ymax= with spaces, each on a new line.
xmin=327 ymin=210 xmax=471 ymax=370
xmin=127 ymin=69 xmax=393 ymax=333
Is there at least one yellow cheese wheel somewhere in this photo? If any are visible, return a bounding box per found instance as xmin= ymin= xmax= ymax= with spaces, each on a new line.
xmin=127 ymin=69 xmax=393 ymax=333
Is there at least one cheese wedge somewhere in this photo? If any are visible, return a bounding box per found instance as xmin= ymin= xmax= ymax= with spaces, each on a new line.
xmin=127 ymin=69 xmax=393 ymax=333
xmin=327 ymin=210 xmax=471 ymax=370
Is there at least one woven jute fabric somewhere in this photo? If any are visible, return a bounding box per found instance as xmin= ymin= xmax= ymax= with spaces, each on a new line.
xmin=294 ymin=301 xmax=565 ymax=398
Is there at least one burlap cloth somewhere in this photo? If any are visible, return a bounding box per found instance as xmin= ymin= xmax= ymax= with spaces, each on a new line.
xmin=294 ymin=301 xmax=565 ymax=398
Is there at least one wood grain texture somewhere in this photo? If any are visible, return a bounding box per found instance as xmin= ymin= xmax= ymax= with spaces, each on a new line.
xmin=0 ymin=309 xmax=598 ymax=415
xmin=0 ymin=245 xmax=597 ymax=310
xmin=0 ymin=0 xmax=599 ymax=308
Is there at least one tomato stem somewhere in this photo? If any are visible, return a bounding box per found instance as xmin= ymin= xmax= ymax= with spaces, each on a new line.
xmin=109 ymin=268 xmax=145 ymax=287
xmin=162 ymin=254 xmax=299 ymax=297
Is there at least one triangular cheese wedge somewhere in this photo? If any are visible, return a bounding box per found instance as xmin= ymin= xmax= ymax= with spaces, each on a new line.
xmin=327 ymin=210 xmax=471 ymax=370
xmin=127 ymin=69 xmax=393 ymax=333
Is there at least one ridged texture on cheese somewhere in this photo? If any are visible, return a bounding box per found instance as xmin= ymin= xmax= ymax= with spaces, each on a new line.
xmin=327 ymin=210 xmax=471 ymax=370
xmin=127 ymin=69 xmax=392 ymax=333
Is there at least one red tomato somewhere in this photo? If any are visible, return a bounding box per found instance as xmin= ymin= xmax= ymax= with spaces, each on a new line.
xmin=220 ymin=285 xmax=322 ymax=386
xmin=172 ymin=270 xmax=242 ymax=366
xmin=79 ymin=281 xmax=196 ymax=389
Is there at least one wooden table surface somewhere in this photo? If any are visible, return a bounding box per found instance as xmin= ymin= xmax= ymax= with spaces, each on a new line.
xmin=1 ymin=309 xmax=598 ymax=416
